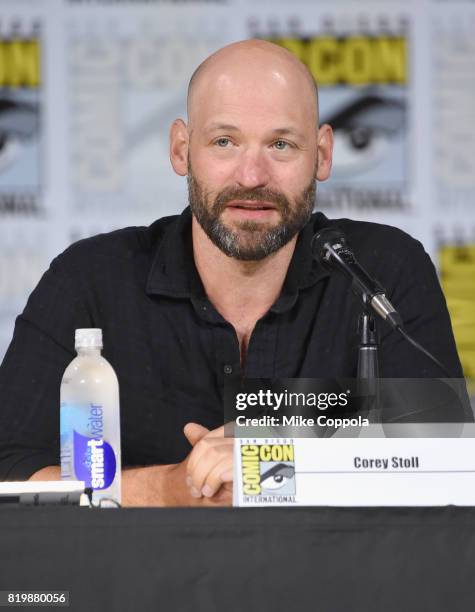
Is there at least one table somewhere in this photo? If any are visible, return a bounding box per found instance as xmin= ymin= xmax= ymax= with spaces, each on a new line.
xmin=0 ymin=506 xmax=474 ymax=611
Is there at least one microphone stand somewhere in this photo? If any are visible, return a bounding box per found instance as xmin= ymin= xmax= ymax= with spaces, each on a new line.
xmin=357 ymin=304 xmax=380 ymax=423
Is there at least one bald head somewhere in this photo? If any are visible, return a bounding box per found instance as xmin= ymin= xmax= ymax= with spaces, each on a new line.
xmin=169 ymin=38 xmax=333 ymax=262
xmin=187 ymin=39 xmax=318 ymax=129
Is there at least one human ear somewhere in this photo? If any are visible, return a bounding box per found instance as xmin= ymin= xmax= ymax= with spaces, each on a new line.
xmin=316 ymin=123 xmax=334 ymax=182
xmin=169 ymin=119 xmax=189 ymax=177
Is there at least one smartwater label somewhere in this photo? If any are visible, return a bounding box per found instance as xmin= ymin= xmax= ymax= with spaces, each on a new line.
xmin=60 ymin=403 xmax=116 ymax=490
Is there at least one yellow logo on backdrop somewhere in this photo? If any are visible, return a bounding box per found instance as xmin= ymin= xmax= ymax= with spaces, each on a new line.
xmin=271 ymin=36 xmax=406 ymax=86
xmin=0 ymin=38 xmax=40 ymax=88
xmin=440 ymin=244 xmax=475 ymax=378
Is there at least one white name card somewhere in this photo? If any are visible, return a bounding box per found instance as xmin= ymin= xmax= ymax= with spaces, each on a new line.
xmin=233 ymin=437 xmax=475 ymax=507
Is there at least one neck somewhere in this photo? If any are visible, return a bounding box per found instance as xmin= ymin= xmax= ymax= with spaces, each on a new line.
xmin=192 ymin=217 xmax=297 ymax=325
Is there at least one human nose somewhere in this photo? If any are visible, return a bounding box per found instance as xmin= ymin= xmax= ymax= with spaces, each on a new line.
xmin=233 ymin=147 xmax=271 ymax=189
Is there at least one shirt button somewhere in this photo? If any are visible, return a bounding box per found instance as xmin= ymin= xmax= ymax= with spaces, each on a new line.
xmin=223 ymin=364 xmax=233 ymax=375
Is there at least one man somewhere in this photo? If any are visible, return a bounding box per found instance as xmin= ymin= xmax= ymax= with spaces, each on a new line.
xmin=0 ymin=40 xmax=463 ymax=506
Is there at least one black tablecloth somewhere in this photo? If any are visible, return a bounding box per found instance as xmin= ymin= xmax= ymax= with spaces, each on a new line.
xmin=0 ymin=506 xmax=474 ymax=611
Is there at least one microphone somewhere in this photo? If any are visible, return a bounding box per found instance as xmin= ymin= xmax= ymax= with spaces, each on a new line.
xmin=311 ymin=227 xmax=402 ymax=330
xmin=311 ymin=227 xmax=451 ymax=377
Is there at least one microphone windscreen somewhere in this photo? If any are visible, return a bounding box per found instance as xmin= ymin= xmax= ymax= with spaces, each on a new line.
xmin=311 ymin=227 xmax=347 ymax=264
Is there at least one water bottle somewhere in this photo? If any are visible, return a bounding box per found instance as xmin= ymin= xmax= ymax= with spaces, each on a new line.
xmin=60 ymin=328 xmax=121 ymax=506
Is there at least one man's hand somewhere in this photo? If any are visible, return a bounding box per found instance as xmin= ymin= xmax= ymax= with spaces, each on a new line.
xmin=122 ymin=422 xmax=233 ymax=507
xmin=183 ymin=423 xmax=233 ymax=500
xmin=29 ymin=422 xmax=234 ymax=507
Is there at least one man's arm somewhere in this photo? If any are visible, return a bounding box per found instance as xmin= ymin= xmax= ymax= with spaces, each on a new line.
xmin=375 ymin=235 xmax=464 ymax=378
xmin=28 ymin=464 xmax=202 ymax=506
xmin=29 ymin=465 xmax=231 ymax=507
xmin=0 ymin=252 xmax=91 ymax=481
xmin=28 ymin=423 xmax=233 ymax=507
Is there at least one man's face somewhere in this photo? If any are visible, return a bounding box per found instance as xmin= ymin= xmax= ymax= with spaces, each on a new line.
xmin=184 ymin=61 xmax=322 ymax=261
xmin=187 ymin=157 xmax=315 ymax=261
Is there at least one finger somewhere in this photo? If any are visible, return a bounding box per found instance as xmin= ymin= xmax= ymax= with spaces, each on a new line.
xmin=187 ymin=442 xmax=233 ymax=495
xmin=204 ymin=424 xmax=226 ymax=438
xmin=183 ymin=422 xmax=209 ymax=447
xmin=201 ymin=483 xmax=233 ymax=507
xmin=207 ymin=422 xmax=237 ymax=439
xmin=187 ymin=445 xmax=233 ymax=494
xmin=186 ymin=436 xmax=233 ymax=481
xmin=207 ymin=422 xmax=237 ymax=441
xmin=200 ymin=456 xmax=234 ymax=498
xmin=188 ymin=423 xmax=232 ymax=443
xmin=219 ymin=469 xmax=233 ymax=483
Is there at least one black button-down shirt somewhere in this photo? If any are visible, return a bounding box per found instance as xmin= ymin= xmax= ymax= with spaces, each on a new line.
xmin=0 ymin=207 xmax=463 ymax=479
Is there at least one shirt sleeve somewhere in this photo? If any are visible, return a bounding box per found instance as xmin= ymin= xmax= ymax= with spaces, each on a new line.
xmin=0 ymin=251 xmax=92 ymax=480
xmin=377 ymin=235 xmax=464 ymax=378
xmin=356 ymin=232 xmax=472 ymax=424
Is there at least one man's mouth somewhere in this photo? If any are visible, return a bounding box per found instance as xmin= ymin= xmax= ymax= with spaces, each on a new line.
xmin=226 ymin=200 xmax=277 ymax=211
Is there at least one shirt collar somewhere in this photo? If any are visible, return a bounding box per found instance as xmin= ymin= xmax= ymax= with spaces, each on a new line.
xmin=146 ymin=206 xmax=330 ymax=312
xmin=270 ymin=211 xmax=330 ymax=313
xmin=146 ymin=207 xmax=203 ymax=299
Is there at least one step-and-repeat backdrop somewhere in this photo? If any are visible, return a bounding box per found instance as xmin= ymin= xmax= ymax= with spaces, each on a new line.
xmin=0 ymin=0 xmax=474 ymax=375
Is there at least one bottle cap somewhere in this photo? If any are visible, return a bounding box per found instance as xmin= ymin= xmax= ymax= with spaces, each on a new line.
xmin=75 ymin=328 xmax=103 ymax=349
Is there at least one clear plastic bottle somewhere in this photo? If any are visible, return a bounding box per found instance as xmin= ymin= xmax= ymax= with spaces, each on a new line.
xmin=60 ymin=329 xmax=121 ymax=506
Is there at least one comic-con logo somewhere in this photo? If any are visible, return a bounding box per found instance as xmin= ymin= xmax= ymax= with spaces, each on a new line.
xmin=241 ymin=443 xmax=296 ymax=501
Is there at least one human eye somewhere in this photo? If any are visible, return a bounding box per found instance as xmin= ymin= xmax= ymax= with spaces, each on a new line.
xmin=272 ymin=139 xmax=292 ymax=151
xmin=214 ymin=137 xmax=232 ymax=148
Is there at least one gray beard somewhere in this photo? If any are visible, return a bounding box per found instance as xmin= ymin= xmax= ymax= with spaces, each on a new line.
xmin=187 ymin=172 xmax=316 ymax=261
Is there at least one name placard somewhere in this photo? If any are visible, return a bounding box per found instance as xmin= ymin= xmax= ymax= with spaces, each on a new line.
xmin=233 ymin=437 xmax=475 ymax=506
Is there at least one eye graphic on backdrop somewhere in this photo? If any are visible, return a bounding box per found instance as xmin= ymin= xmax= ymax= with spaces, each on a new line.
xmin=322 ymin=89 xmax=406 ymax=178
xmin=0 ymin=97 xmax=39 ymax=174
xmin=260 ymin=463 xmax=295 ymax=491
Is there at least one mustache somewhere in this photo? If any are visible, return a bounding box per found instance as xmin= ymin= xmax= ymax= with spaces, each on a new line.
xmin=213 ymin=187 xmax=291 ymax=213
